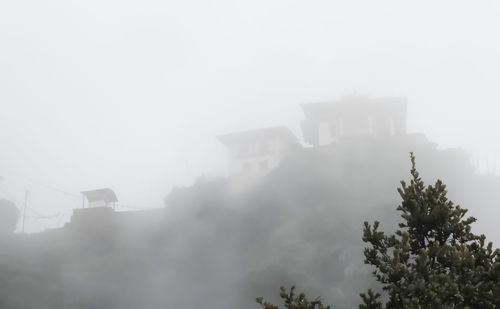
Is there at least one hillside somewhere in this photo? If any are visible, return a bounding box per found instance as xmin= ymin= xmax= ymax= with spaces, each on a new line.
xmin=1 ymin=134 xmax=498 ymax=309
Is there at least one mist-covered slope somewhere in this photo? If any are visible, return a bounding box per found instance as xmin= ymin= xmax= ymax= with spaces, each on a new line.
xmin=1 ymin=134 xmax=498 ymax=309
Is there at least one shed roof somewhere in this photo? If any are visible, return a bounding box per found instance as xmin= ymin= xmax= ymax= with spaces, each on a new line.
xmin=81 ymin=188 xmax=118 ymax=203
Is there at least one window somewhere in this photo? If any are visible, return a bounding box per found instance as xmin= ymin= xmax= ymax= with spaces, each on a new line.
xmin=367 ymin=116 xmax=374 ymax=135
xmin=237 ymin=144 xmax=251 ymax=157
xmin=259 ymin=140 xmax=271 ymax=153
xmin=259 ymin=160 xmax=268 ymax=171
xmin=242 ymin=162 xmax=252 ymax=172
xmin=390 ymin=118 xmax=396 ymax=136
xmin=330 ymin=123 xmax=336 ymax=136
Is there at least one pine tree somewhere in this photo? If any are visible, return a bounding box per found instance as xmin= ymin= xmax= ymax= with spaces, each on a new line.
xmin=360 ymin=153 xmax=500 ymax=308
xmin=256 ymin=286 xmax=331 ymax=309
xmin=256 ymin=153 xmax=499 ymax=309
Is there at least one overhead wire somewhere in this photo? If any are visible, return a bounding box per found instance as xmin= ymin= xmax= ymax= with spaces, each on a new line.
xmin=0 ymin=171 xmax=78 ymax=231
xmin=1 ymin=169 xmax=160 ymax=231
xmin=0 ymin=168 xmax=81 ymax=200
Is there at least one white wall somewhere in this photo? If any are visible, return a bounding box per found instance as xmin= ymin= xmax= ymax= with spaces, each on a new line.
xmin=225 ymin=136 xmax=288 ymax=175
xmin=88 ymin=200 xmax=113 ymax=208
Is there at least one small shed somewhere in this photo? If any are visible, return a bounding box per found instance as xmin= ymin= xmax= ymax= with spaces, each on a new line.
xmin=81 ymin=188 xmax=118 ymax=209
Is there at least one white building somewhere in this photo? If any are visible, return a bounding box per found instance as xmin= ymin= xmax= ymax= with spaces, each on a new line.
xmin=81 ymin=188 xmax=118 ymax=209
xmin=301 ymin=96 xmax=407 ymax=146
xmin=217 ymin=126 xmax=299 ymax=176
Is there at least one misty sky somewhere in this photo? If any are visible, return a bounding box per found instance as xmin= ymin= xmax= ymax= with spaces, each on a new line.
xmin=1 ymin=1 xmax=500 ymax=232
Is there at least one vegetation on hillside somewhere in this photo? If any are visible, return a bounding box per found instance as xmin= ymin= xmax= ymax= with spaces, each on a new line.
xmin=257 ymin=153 xmax=500 ymax=308
xmin=0 ymin=138 xmax=499 ymax=309
xmin=0 ymin=199 xmax=18 ymax=234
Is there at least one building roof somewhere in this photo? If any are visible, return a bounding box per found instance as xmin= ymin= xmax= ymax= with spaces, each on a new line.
xmin=217 ymin=126 xmax=298 ymax=145
xmin=301 ymin=96 xmax=407 ymax=117
xmin=81 ymin=188 xmax=118 ymax=203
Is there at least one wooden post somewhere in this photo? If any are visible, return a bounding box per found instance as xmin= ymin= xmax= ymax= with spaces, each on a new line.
xmin=21 ymin=190 xmax=29 ymax=233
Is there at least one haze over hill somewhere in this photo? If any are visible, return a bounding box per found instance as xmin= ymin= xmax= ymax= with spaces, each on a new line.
xmin=2 ymin=1 xmax=500 ymax=232
xmin=1 ymin=133 xmax=499 ymax=308
xmin=1 ymin=1 xmax=500 ymax=308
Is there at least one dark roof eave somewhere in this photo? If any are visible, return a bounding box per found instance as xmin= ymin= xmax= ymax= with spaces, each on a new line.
xmin=81 ymin=188 xmax=118 ymax=203
xmin=217 ymin=126 xmax=298 ymax=145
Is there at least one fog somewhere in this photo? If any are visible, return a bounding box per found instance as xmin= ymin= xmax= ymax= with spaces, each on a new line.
xmin=1 ymin=0 xmax=500 ymax=231
xmin=0 ymin=1 xmax=499 ymax=308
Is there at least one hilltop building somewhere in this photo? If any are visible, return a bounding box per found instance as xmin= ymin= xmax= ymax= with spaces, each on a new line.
xmin=217 ymin=96 xmax=408 ymax=176
xmin=81 ymin=188 xmax=118 ymax=209
xmin=301 ymin=96 xmax=407 ymax=146
xmin=217 ymin=126 xmax=298 ymax=175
